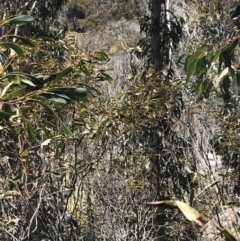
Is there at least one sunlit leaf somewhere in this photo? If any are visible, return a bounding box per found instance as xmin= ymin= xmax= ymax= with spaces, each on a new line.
xmin=147 ymin=200 xmax=203 ymax=226
xmin=42 ymin=87 xmax=88 ymax=103
xmin=6 ymin=73 xmax=40 ymax=86
xmin=184 ymin=165 xmax=193 ymax=173
xmin=147 ymin=200 xmax=177 ymax=209
xmin=59 ymin=88 xmax=88 ymax=102
xmin=41 ymin=139 xmax=51 ymax=147
xmin=0 ymin=15 xmax=34 ymax=25
xmin=5 ymin=190 xmax=21 ymax=196
xmin=48 ymin=96 xmax=68 ymax=103
xmin=13 ymin=75 xmax=21 ymax=85
xmin=213 ymin=67 xmax=229 ymax=88
xmin=0 ymin=82 xmax=14 ymax=98
xmin=175 ymin=200 xmax=203 ymax=226
xmin=20 ymin=78 xmax=36 ymax=87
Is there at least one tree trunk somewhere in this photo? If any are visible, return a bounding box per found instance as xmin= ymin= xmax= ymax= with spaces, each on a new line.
xmin=150 ymin=131 xmax=166 ymax=241
xmin=151 ymin=0 xmax=162 ymax=72
xmin=150 ymin=1 xmax=166 ymax=240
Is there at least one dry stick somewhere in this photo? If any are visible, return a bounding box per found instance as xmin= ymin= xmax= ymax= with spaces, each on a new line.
xmin=166 ymin=0 xmax=172 ymax=69
xmin=26 ymin=187 xmax=74 ymax=239
xmin=29 ymin=1 xmax=37 ymax=14
xmin=0 ymin=227 xmax=18 ymax=241
xmin=27 ymin=185 xmax=44 ymax=239
xmin=194 ymin=177 xmax=221 ymax=201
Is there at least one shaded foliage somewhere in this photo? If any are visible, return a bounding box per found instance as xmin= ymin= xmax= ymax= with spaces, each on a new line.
xmin=0 ymin=12 xmax=113 ymax=241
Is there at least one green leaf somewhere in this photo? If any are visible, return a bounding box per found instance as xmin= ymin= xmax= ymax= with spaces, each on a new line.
xmin=185 ymin=45 xmax=209 ymax=82
xmin=6 ymin=73 xmax=40 ymax=86
xmin=2 ymin=87 xmax=26 ymax=100
xmin=33 ymin=99 xmax=73 ymax=136
xmin=23 ymin=118 xmax=36 ymax=144
xmin=59 ymin=88 xmax=88 ymax=102
xmin=19 ymin=37 xmax=38 ymax=48
xmin=196 ymin=80 xmax=212 ymax=96
xmin=0 ymin=151 xmax=18 ymax=158
xmin=202 ymin=80 xmax=212 ymax=94
xmin=1 ymin=15 xmax=34 ymax=25
xmin=186 ymin=58 xmax=199 ymax=82
xmin=20 ymin=78 xmax=36 ymax=87
xmin=196 ymin=82 xmax=203 ymax=96
xmin=220 ymin=229 xmax=238 ymax=241
xmin=47 ymin=96 xmax=68 ymax=103
xmin=96 ymin=69 xmax=113 ymax=82
xmin=0 ymin=42 xmax=24 ymax=57
xmin=231 ymin=5 xmax=240 ymax=19
xmin=212 ymin=48 xmax=222 ymax=62
xmin=42 ymin=88 xmax=88 ymax=103
xmin=47 ymin=66 xmax=73 ymax=86
xmin=48 ymin=185 xmax=59 ymax=192
xmin=13 ymin=76 xmax=21 ymax=85
xmin=186 ymin=45 xmax=209 ymax=70
xmin=0 ymin=111 xmax=11 ymax=120
xmin=7 ymin=35 xmax=38 ymax=47
xmin=163 ymin=200 xmax=177 ymax=207
xmin=195 ymin=57 xmax=207 ymax=78
xmin=197 ymin=66 xmax=207 ymax=78
xmin=88 ymin=86 xmax=102 ymax=96
xmin=93 ymin=50 xmax=110 ymax=63
xmin=53 ymin=93 xmax=70 ymax=100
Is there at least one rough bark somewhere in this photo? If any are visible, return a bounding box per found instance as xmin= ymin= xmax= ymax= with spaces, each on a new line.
xmin=151 ymin=0 xmax=162 ymax=72
xmin=150 ymin=1 xmax=166 ymax=240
